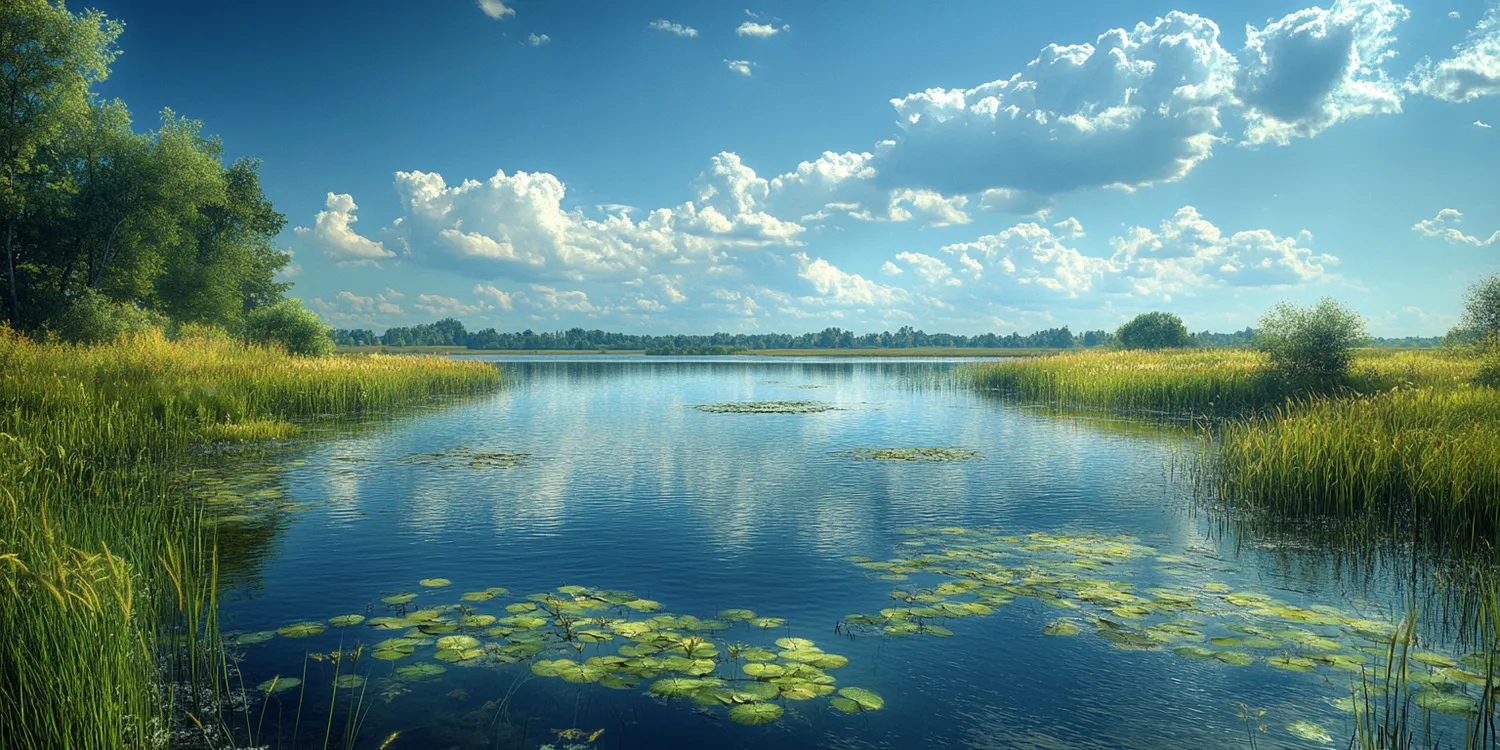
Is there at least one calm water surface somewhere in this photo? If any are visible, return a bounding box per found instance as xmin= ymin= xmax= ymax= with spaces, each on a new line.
xmin=216 ymin=358 xmax=1461 ymax=750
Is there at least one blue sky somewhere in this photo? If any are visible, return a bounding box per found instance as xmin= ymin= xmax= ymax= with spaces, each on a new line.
xmin=93 ymin=0 xmax=1500 ymax=335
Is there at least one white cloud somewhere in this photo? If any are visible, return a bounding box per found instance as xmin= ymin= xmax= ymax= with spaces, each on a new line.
xmin=894 ymin=251 xmax=962 ymax=287
xmin=527 ymin=284 xmax=596 ymax=312
xmin=477 ymin=0 xmax=514 ymax=20
xmin=1407 ymin=6 xmax=1500 ymax=102
xmin=876 ymin=12 xmax=1238 ymax=199
xmin=526 ymin=33 xmax=550 ymax=47
xmin=1451 ymin=10 xmax=1463 ymax=19
xmin=275 ymin=249 xmax=302 ymax=280
xmin=1478 ymin=119 xmax=1494 ymax=127
xmin=724 ymin=59 xmax=755 ymax=76
xmin=1236 ymin=0 xmax=1410 ymax=145
xmin=736 ymin=22 xmax=787 ymax=38
xmin=1411 ymin=208 xmax=1500 ymax=245
xmin=793 ymin=253 xmax=906 ymax=306
xmin=311 ymin=289 xmax=405 ymax=325
xmin=474 ymin=284 xmax=515 ymax=309
xmin=880 ymin=261 xmax=903 ymax=276
xmin=414 ymin=294 xmax=484 ymax=318
xmin=648 ymin=20 xmax=698 ymax=37
xmin=293 ymin=193 xmax=394 ymax=264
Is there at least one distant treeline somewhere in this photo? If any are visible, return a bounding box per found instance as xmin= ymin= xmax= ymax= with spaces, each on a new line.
xmin=332 ymin=319 xmax=1447 ymax=351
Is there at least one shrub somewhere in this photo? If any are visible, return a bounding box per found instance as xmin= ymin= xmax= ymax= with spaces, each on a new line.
xmin=1449 ymin=273 xmax=1500 ymax=344
xmin=1476 ymin=334 xmax=1500 ymax=388
xmin=1255 ymin=298 xmax=1366 ymax=386
xmin=1116 ymin=312 xmax=1192 ymax=350
xmin=46 ymin=289 xmax=168 ymax=344
xmin=243 ymin=299 xmax=335 ymax=357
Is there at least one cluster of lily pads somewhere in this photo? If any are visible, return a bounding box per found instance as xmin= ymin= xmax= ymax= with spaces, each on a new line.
xmin=227 ymin=581 xmax=883 ymax=726
xmin=840 ymin=527 xmax=1497 ymax=741
xmin=394 ymin=446 xmax=533 ymax=469
xmin=693 ymin=401 xmax=843 ymax=414
xmin=834 ymin=447 xmax=983 ymax=463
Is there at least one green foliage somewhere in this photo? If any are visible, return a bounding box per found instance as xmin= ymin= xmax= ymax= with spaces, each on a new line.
xmin=0 ymin=328 xmax=499 ymax=749
xmin=1450 ymin=273 xmax=1500 ymax=344
xmin=1475 ymin=334 xmax=1500 ymax=389
xmin=1255 ymin=298 xmax=1367 ymax=385
xmin=244 ymin=299 xmax=335 ymax=357
xmin=1116 ymin=312 xmax=1192 ymax=350
xmin=1 ymin=3 xmax=290 ymax=336
xmin=46 ymin=287 xmax=166 ymax=343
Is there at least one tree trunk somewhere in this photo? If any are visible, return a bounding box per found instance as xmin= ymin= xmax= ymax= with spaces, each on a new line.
xmin=5 ymin=218 xmax=16 ymax=327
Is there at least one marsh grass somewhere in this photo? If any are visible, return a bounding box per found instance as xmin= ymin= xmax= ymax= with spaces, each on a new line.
xmin=965 ymin=349 xmax=1475 ymax=418
xmin=0 ymin=327 xmax=500 ymax=749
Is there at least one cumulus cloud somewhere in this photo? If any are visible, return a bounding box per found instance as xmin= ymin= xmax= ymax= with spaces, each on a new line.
xmin=1236 ymin=0 xmax=1409 ymax=145
xmin=311 ymin=289 xmax=405 ymax=325
xmin=525 ymin=33 xmax=550 ymax=47
xmin=794 ymin=253 xmax=906 ymax=306
xmin=415 ymin=294 xmax=484 ymax=317
xmin=1479 ymin=119 xmax=1493 ymax=127
xmin=736 ymin=22 xmax=788 ymax=38
xmin=293 ymin=193 xmax=394 ymax=264
xmin=1407 ymin=6 xmax=1500 ymax=102
xmin=1411 ymin=208 xmax=1500 ymax=245
xmin=724 ymin=59 xmax=755 ymax=76
xmin=527 ymin=284 xmax=596 ymax=312
xmin=648 ymin=20 xmax=697 ymax=37
xmin=894 ymin=251 xmax=962 ymax=286
xmin=875 ymin=12 xmax=1238 ymax=199
xmin=477 ymin=0 xmax=514 ymax=20
xmin=474 ymin=284 xmax=515 ymax=309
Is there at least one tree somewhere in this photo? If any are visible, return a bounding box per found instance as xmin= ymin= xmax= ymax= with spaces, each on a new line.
xmin=244 ymin=299 xmax=334 ymax=356
xmin=1 ymin=0 xmax=123 ymax=325
xmin=1255 ymin=298 xmax=1367 ymax=385
xmin=1449 ymin=273 xmax=1500 ymax=344
xmin=1116 ymin=312 xmax=1192 ymax=350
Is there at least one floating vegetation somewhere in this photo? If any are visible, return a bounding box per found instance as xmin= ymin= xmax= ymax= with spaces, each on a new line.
xmin=838 ymin=526 xmax=1494 ymax=737
xmin=257 ymin=677 xmax=301 ymax=694
xmin=693 ymin=400 xmax=843 ymax=414
xmin=1286 ymin=720 xmax=1332 ymax=743
xmin=328 ymin=614 xmax=365 ymax=627
xmin=396 ymin=446 xmax=533 ymax=469
xmin=235 ymin=583 xmax=877 ymax=728
xmin=834 ymin=447 xmax=983 ymax=462
xmin=418 ymin=578 xmax=452 ymax=588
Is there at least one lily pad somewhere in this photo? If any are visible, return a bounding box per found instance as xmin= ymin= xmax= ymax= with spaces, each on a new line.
xmin=235 ymin=630 xmax=276 ymax=645
xmin=728 ymin=702 xmax=784 ymax=725
xmin=394 ymin=663 xmax=446 ymax=681
xmin=835 ymin=447 xmax=982 ymax=462
xmin=1287 ymin=720 xmax=1332 ymax=743
xmin=277 ymin=622 xmax=325 ymax=638
xmin=333 ymin=675 xmax=366 ymax=689
xmin=649 ymin=678 xmax=708 ymax=697
xmin=381 ymin=593 xmax=417 ymax=605
xmin=1414 ymin=690 xmax=1476 ymax=716
xmin=1043 ymin=619 xmax=1081 ymax=636
xmin=256 ymin=677 xmax=301 ymax=694
xmin=718 ymin=609 xmax=756 ymax=621
xmin=749 ymin=617 xmax=786 ymax=629
xmin=328 ymin=615 xmax=365 ymax=627
xmin=1214 ymin=651 xmax=1254 ymax=666
xmin=834 ymin=687 xmax=884 ymax=711
xmin=418 ymin=578 xmax=451 ymax=588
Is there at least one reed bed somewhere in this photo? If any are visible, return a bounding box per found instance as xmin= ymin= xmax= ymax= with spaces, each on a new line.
xmin=1211 ymin=387 xmax=1500 ymax=554
xmin=965 ymin=348 xmax=1475 ymax=417
xmin=0 ymin=327 xmax=500 ymax=749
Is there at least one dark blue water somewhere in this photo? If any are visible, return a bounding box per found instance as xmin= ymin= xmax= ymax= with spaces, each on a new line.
xmin=214 ymin=358 xmax=1480 ymax=750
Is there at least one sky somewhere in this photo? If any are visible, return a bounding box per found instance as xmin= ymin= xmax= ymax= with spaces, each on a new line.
xmin=90 ymin=0 xmax=1500 ymax=336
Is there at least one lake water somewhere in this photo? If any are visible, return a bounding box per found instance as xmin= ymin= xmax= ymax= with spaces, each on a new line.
xmin=212 ymin=357 xmax=1483 ymax=750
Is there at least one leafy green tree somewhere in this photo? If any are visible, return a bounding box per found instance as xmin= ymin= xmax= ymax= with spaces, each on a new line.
xmin=1448 ymin=273 xmax=1500 ymax=344
xmin=1255 ymin=298 xmax=1367 ymax=385
xmin=244 ymin=298 xmax=334 ymax=356
xmin=1116 ymin=312 xmax=1192 ymax=350
xmin=46 ymin=287 xmax=164 ymax=343
xmin=2 ymin=0 xmax=122 ymax=325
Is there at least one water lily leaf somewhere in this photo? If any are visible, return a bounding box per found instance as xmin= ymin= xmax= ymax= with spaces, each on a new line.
xmin=257 ymin=677 xmax=301 ymax=694
xmin=728 ymin=702 xmax=783 ymax=725
xmin=434 ymin=647 xmax=483 ymax=663
xmin=367 ymin=617 xmax=412 ymax=630
xmin=1173 ymin=646 xmax=1215 ymax=660
xmin=1214 ymin=651 xmax=1254 ymax=666
xmin=743 ymin=663 xmax=786 ymax=678
xmin=382 ymin=593 xmax=417 ymax=605
xmin=405 ymin=609 xmax=441 ymax=622
xmin=333 ymin=675 xmax=366 ymax=689
xmin=730 ymin=682 xmax=781 ymax=702
xmin=648 ymin=678 xmax=707 ymax=697
xmin=460 ymin=615 xmax=496 ymax=628
xmin=1287 ymin=720 xmax=1331 ymax=743
xmin=774 ymin=679 xmax=835 ymax=700
xmin=600 ymin=674 xmax=641 ymax=690
xmin=749 ymin=617 xmax=785 ymax=629
xmin=418 ymin=578 xmax=451 ymax=588
xmin=328 ymin=615 xmax=365 ymax=627
xmin=835 ymin=687 xmax=884 ymax=710
xmin=556 ymin=662 xmax=607 ymax=683
xmin=1411 ymin=652 xmax=1458 ymax=668
xmin=460 ymin=591 xmax=496 ymax=602
xmin=277 ymin=622 xmax=325 ymax=638
xmin=1043 ymin=619 xmax=1081 ymax=636
xmin=372 ymin=639 xmax=416 ymax=661
xmin=624 ymin=599 xmax=662 ymax=613
xmin=775 ymin=637 xmax=816 ymax=650
xmin=738 ymin=647 xmax=777 ymax=661
xmin=418 ymin=622 xmax=457 ymax=635
xmin=557 ymin=585 xmax=587 ymax=594
xmin=236 ymin=631 xmax=276 ymax=645
xmin=437 ymin=635 xmax=480 ymax=650
xmin=1268 ymin=656 xmax=1318 ymax=672
xmin=718 ymin=609 xmax=756 ymax=621
xmin=500 ymin=615 xmax=547 ymax=629
xmin=1414 ymin=690 xmax=1476 ymax=716
xmin=394 ymin=663 xmax=446 ymax=681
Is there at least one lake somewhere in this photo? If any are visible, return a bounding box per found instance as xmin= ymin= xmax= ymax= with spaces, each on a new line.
xmin=212 ymin=357 xmax=1480 ymax=749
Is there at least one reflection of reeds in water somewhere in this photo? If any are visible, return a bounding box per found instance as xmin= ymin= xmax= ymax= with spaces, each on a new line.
xmin=0 ymin=327 xmax=500 ymax=748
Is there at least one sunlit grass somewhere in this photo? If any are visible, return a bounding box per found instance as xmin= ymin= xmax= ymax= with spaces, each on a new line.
xmin=964 ymin=348 xmax=1476 ymax=417
xmin=0 ymin=327 xmax=500 ymax=749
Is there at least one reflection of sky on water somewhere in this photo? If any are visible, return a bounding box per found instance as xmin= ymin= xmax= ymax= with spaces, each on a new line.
xmin=215 ymin=358 xmax=1467 ymax=749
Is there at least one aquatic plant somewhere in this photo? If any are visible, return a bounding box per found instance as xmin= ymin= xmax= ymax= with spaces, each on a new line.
xmin=0 ymin=327 xmax=500 ymax=748
xmin=693 ymin=400 xmax=844 ymax=414
xmin=395 ymin=446 xmax=533 ymax=469
xmin=834 ymin=447 xmax=983 ymax=462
